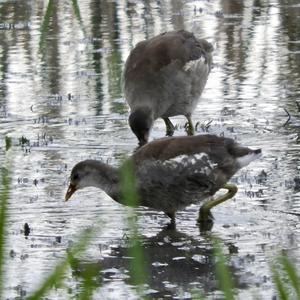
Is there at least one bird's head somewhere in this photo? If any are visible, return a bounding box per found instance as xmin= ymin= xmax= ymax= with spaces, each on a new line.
xmin=65 ymin=160 xmax=117 ymax=201
xmin=129 ymin=108 xmax=153 ymax=146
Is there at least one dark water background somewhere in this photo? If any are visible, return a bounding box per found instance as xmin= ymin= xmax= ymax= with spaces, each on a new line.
xmin=1 ymin=0 xmax=300 ymax=299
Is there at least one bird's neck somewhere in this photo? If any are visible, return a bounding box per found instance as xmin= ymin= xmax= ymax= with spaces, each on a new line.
xmin=87 ymin=162 xmax=122 ymax=203
xmin=85 ymin=161 xmax=139 ymax=207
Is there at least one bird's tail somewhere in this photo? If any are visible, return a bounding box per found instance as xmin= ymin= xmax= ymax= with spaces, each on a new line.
xmin=236 ymin=149 xmax=262 ymax=168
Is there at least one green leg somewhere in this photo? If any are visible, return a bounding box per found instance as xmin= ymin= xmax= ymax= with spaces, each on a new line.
xmin=198 ymin=183 xmax=238 ymax=224
xmin=163 ymin=117 xmax=175 ymax=136
xmin=185 ymin=114 xmax=195 ymax=136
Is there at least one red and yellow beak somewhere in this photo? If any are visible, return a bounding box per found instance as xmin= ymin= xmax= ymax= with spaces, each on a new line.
xmin=65 ymin=183 xmax=77 ymax=201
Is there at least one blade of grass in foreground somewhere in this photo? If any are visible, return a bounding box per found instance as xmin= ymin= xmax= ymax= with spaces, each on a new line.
xmin=0 ymin=167 xmax=10 ymax=298
xmin=76 ymin=260 xmax=99 ymax=300
xmin=27 ymin=227 xmax=95 ymax=300
xmin=279 ymin=255 xmax=300 ymax=299
xmin=39 ymin=0 xmax=54 ymax=51
xmin=272 ymin=265 xmax=289 ymax=300
xmin=71 ymin=0 xmax=82 ymax=21
xmin=77 ymin=273 xmax=96 ymax=300
xmin=71 ymin=0 xmax=86 ymax=35
xmin=191 ymin=288 xmax=204 ymax=300
xmin=213 ymin=239 xmax=235 ymax=300
xmin=120 ymin=161 xmax=147 ymax=291
xmin=0 ymin=138 xmax=11 ymax=297
xmin=5 ymin=136 xmax=11 ymax=151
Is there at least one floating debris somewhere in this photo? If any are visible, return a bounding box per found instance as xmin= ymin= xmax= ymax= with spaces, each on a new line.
xmin=256 ymin=170 xmax=268 ymax=184
xmin=152 ymin=261 xmax=168 ymax=267
xmin=294 ymin=177 xmax=300 ymax=190
xmin=5 ymin=136 xmax=12 ymax=151
xmin=215 ymin=10 xmax=224 ymax=18
xmin=244 ymin=189 xmax=264 ymax=198
xmin=19 ymin=136 xmax=30 ymax=146
xmin=55 ymin=236 xmax=62 ymax=243
xmin=220 ymin=107 xmax=236 ymax=116
xmin=24 ymin=223 xmax=30 ymax=238
xmin=9 ymin=249 xmax=17 ymax=258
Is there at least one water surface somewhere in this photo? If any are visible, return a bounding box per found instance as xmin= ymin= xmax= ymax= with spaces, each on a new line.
xmin=1 ymin=0 xmax=300 ymax=299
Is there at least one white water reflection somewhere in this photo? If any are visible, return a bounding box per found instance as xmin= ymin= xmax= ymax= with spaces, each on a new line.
xmin=1 ymin=0 xmax=300 ymax=299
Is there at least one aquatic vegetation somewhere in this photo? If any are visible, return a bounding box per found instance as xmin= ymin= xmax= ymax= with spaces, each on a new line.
xmin=26 ymin=227 xmax=96 ymax=300
xmin=272 ymin=255 xmax=300 ymax=300
xmin=0 ymin=166 xmax=9 ymax=298
xmin=19 ymin=136 xmax=30 ymax=147
xmin=4 ymin=136 xmax=11 ymax=151
xmin=120 ymin=161 xmax=147 ymax=293
xmin=213 ymin=239 xmax=235 ymax=300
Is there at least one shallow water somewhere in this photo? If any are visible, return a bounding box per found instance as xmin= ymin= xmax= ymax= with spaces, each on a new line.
xmin=1 ymin=0 xmax=300 ymax=299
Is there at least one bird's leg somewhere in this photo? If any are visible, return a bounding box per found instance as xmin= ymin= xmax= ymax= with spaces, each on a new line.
xmin=185 ymin=114 xmax=195 ymax=136
xmin=198 ymin=184 xmax=238 ymax=224
xmin=166 ymin=212 xmax=176 ymax=229
xmin=198 ymin=210 xmax=214 ymax=232
xmin=163 ymin=118 xmax=175 ymax=136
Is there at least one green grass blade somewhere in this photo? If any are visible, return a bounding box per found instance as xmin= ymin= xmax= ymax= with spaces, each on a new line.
xmin=39 ymin=0 xmax=54 ymax=51
xmin=71 ymin=0 xmax=81 ymax=20
xmin=120 ymin=160 xmax=139 ymax=207
xmin=279 ymin=255 xmax=300 ymax=299
xmin=71 ymin=0 xmax=87 ymax=36
xmin=0 ymin=167 xmax=10 ymax=298
xmin=76 ymin=262 xmax=99 ymax=300
xmin=213 ymin=239 xmax=235 ymax=300
xmin=27 ymin=227 xmax=95 ymax=300
xmin=77 ymin=276 xmax=95 ymax=300
xmin=128 ymin=238 xmax=146 ymax=287
xmin=191 ymin=288 xmax=205 ymax=300
xmin=26 ymin=259 xmax=69 ymax=300
xmin=120 ymin=160 xmax=147 ymax=292
xmin=5 ymin=136 xmax=12 ymax=151
xmin=272 ymin=265 xmax=289 ymax=300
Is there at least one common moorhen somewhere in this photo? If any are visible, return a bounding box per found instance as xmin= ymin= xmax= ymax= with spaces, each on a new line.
xmin=123 ymin=30 xmax=213 ymax=145
xmin=65 ymin=135 xmax=261 ymax=226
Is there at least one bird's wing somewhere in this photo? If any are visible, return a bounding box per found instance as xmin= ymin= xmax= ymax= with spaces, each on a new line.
xmin=134 ymin=154 xmax=218 ymax=210
xmin=132 ymin=135 xmax=231 ymax=163
xmin=124 ymin=30 xmax=213 ymax=75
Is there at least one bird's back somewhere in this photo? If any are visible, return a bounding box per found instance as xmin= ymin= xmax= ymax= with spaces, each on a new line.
xmin=123 ymin=30 xmax=213 ymax=118
xmin=124 ymin=30 xmax=212 ymax=75
xmin=129 ymin=135 xmax=261 ymax=212
xmin=132 ymin=135 xmax=244 ymax=166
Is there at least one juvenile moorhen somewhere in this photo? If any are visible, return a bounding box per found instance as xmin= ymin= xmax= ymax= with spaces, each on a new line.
xmin=123 ymin=30 xmax=213 ymax=145
xmin=65 ymin=135 xmax=261 ymax=226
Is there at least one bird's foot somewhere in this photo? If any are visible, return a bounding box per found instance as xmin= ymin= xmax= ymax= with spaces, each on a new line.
xmin=163 ymin=118 xmax=175 ymax=136
xmin=197 ymin=207 xmax=214 ymax=232
xmin=166 ymin=220 xmax=176 ymax=230
xmin=165 ymin=212 xmax=176 ymax=229
xmin=166 ymin=127 xmax=175 ymax=137
xmin=184 ymin=115 xmax=195 ymax=136
xmin=197 ymin=184 xmax=238 ymax=232
xmin=185 ymin=123 xmax=195 ymax=136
